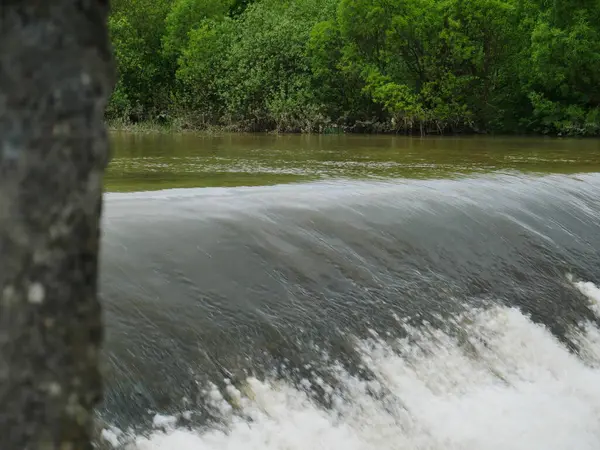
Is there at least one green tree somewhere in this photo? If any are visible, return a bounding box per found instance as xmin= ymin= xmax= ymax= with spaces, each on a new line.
xmin=162 ymin=0 xmax=230 ymax=58
xmin=107 ymin=0 xmax=173 ymax=121
xmin=106 ymin=0 xmax=600 ymax=135
xmin=524 ymin=7 xmax=600 ymax=134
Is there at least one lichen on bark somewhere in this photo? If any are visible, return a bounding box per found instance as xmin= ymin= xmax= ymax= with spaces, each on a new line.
xmin=0 ymin=1 xmax=114 ymax=449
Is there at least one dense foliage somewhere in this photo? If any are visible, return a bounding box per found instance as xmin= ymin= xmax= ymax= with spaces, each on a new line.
xmin=107 ymin=0 xmax=600 ymax=134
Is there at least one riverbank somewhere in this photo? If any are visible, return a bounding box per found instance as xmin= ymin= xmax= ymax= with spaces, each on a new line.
xmin=108 ymin=0 xmax=600 ymax=140
xmin=107 ymin=119 xmax=198 ymax=134
xmin=107 ymin=120 xmax=597 ymax=137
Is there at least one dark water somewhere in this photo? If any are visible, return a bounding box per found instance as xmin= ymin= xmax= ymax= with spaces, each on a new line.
xmin=99 ymin=134 xmax=600 ymax=449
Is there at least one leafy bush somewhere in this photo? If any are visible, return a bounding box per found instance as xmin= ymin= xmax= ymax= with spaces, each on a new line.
xmin=106 ymin=0 xmax=600 ymax=135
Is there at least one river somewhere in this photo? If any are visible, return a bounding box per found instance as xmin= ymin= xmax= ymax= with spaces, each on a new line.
xmin=100 ymin=133 xmax=600 ymax=449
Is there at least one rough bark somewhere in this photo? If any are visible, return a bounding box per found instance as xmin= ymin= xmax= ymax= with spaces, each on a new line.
xmin=0 ymin=1 xmax=114 ymax=449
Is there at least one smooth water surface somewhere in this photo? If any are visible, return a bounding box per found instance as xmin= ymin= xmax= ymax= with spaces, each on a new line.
xmin=107 ymin=133 xmax=600 ymax=191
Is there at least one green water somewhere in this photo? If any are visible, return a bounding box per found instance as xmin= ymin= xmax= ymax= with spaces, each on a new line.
xmin=106 ymin=132 xmax=600 ymax=192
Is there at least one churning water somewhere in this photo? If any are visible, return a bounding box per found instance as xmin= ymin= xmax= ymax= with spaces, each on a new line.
xmin=98 ymin=173 xmax=600 ymax=449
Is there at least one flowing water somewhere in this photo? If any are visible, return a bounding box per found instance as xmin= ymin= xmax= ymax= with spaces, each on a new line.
xmin=100 ymin=133 xmax=600 ymax=449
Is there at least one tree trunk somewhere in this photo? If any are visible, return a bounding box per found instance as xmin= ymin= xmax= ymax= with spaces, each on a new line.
xmin=0 ymin=1 xmax=114 ymax=449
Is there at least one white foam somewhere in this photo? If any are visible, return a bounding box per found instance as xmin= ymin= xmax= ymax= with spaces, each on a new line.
xmin=571 ymin=277 xmax=600 ymax=317
xmin=152 ymin=414 xmax=177 ymax=430
xmin=106 ymin=303 xmax=600 ymax=450
xmin=101 ymin=426 xmax=124 ymax=448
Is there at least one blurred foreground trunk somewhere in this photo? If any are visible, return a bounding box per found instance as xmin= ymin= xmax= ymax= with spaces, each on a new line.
xmin=0 ymin=1 xmax=114 ymax=449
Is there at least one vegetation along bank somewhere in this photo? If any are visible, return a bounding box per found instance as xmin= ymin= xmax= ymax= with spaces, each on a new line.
xmin=107 ymin=0 xmax=600 ymax=135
